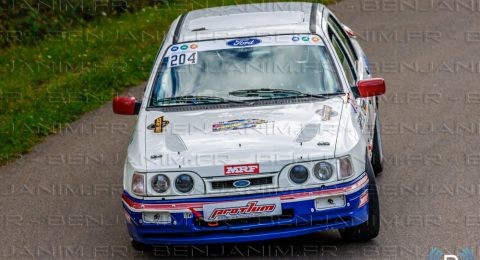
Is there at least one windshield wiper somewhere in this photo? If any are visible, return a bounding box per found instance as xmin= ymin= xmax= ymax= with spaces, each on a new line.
xmin=229 ymin=88 xmax=342 ymax=99
xmin=155 ymin=95 xmax=248 ymax=105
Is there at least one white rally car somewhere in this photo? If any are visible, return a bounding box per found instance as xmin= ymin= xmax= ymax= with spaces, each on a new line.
xmin=113 ymin=2 xmax=386 ymax=248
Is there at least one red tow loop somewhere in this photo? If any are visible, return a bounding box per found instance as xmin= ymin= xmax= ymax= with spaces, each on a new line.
xmin=188 ymin=207 xmax=219 ymax=227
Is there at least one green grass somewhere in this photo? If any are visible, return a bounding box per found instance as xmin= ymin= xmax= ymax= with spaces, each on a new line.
xmin=0 ymin=0 xmax=333 ymax=165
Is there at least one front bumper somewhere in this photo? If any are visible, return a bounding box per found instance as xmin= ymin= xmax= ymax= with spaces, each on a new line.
xmin=122 ymin=173 xmax=369 ymax=245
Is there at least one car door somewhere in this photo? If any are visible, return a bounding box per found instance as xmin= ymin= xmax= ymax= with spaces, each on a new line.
xmin=326 ymin=14 xmax=374 ymax=146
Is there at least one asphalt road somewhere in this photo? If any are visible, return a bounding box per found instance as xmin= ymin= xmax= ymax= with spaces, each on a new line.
xmin=2 ymin=0 xmax=480 ymax=259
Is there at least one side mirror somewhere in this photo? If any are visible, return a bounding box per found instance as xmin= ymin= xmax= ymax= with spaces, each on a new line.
xmin=357 ymin=78 xmax=386 ymax=97
xmin=112 ymin=96 xmax=141 ymax=115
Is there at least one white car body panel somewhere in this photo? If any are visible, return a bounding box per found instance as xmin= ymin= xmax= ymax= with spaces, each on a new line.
xmin=144 ymin=99 xmax=343 ymax=174
xmin=177 ymin=2 xmax=319 ymax=42
xmin=187 ymin=11 xmax=305 ymax=31
xmin=123 ymin=2 xmax=378 ymax=200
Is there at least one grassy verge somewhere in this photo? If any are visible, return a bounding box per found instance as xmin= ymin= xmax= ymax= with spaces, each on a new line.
xmin=0 ymin=0 xmax=161 ymax=48
xmin=0 ymin=0 xmax=333 ymax=165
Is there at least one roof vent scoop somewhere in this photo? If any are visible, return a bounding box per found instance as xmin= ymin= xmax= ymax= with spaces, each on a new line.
xmin=187 ymin=11 xmax=305 ymax=31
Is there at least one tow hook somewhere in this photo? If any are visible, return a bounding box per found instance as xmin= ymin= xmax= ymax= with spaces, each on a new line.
xmin=188 ymin=207 xmax=219 ymax=226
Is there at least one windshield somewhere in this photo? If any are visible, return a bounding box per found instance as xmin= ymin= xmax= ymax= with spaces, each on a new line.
xmin=149 ymin=35 xmax=342 ymax=107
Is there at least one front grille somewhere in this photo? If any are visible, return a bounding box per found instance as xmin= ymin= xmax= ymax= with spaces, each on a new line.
xmin=211 ymin=176 xmax=273 ymax=190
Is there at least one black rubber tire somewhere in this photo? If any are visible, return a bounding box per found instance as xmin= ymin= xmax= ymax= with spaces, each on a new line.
xmin=131 ymin=239 xmax=151 ymax=251
xmin=339 ymin=159 xmax=380 ymax=242
xmin=371 ymin=116 xmax=383 ymax=175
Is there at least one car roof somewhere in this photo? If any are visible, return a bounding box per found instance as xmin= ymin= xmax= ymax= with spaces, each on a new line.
xmin=173 ymin=2 xmax=325 ymax=43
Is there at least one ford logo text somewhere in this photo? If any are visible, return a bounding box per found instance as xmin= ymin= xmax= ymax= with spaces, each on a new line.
xmin=226 ymin=38 xmax=262 ymax=47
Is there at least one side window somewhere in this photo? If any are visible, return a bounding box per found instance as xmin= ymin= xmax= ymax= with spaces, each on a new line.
xmin=328 ymin=16 xmax=357 ymax=62
xmin=329 ymin=29 xmax=356 ymax=86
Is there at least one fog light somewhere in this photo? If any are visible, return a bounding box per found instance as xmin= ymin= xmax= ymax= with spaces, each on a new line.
xmin=143 ymin=212 xmax=171 ymax=224
xmin=315 ymin=195 xmax=346 ymax=210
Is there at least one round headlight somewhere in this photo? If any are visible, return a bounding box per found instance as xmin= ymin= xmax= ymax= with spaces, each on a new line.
xmin=289 ymin=165 xmax=309 ymax=184
xmin=151 ymin=174 xmax=170 ymax=193
xmin=175 ymin=174 xmax=194 ymax=193
xmin=313 ymin=162 xmax=334 ymax=181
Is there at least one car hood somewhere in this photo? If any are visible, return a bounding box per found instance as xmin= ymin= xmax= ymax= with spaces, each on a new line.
xmin=143 ymin=98 xmax=344 ymax=176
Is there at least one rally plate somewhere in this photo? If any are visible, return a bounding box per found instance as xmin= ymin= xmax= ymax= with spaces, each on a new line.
xmin=202 ymin=198 xmax=282 ymax=222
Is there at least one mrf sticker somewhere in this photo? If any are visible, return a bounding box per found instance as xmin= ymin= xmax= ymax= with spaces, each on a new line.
xmin=147 ymin=116 xmax=170 ymax=133
xmin=212 ymin=119 xmax=268 ymax=132
xmin=224 ymin=163 xmax=260 ymax=175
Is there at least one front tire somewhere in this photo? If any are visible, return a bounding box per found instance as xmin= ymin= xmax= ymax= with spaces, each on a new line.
xmin=339 ymin=160 xmax=380 ymax=242
xmin=371 ymin=115 xmax=383 ymax=175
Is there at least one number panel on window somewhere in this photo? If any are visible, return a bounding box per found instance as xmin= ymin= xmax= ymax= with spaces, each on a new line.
xmin=168 ymin=52 xmax=197 ymax=68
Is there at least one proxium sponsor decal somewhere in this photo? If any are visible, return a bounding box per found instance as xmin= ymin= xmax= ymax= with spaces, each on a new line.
xmin=224 ymin=163 xmax=260 ymax=175
xmin=212 ymin=119 xmax=268 ymax=132
xmin=204 ymin=199 xmax=281 ymax=221
xmin=226 ymin=38 xmax=262 ymax=47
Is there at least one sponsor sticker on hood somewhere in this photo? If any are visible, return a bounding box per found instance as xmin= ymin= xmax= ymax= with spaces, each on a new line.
xmin=224 ymin=163 xmax=260 ymax=175
xmin=212 ymin=119 xmax=268 ymax=132
xmin=147 ymin=116 xmax=170 ymax=133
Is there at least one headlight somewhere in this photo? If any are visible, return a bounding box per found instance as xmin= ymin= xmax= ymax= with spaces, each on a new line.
xmin=151 ymin=174 xmax=170 ymax=193
xmin=279 ymin=156 xmax=358 ymax=189
xmin=132 ymin=172 xmax=146 ymax=195
xmin=313 ymin=162 xmax=334 ymax=181
xmin=146 ymin=172 xmax=205 ymax=196
xmin=175 ymin=174 xmax=194 ymax=193
xmin=289 ymin=165 xmax=309 ymax=184
xmin=338 ymin=156 xmax=354 ymax=180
